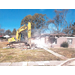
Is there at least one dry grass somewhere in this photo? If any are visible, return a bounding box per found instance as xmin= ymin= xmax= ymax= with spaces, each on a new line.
xmin=50 ymin=48 xmax=75 ymax=58
xmin=1 ymin=41 xmax=75 ymax=62
xmin=0 ymin=48 xmax=61 ymax=62
xmin=1 ymin=42 xmax=74 ymax=62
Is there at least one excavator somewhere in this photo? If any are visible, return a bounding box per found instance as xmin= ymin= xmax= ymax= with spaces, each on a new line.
xmin=7 ymin=22 xmax=31 ymax=49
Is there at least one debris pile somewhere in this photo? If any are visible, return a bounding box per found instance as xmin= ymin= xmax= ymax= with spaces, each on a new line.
xmin=7 ymin=41 xmax=30 ymax=49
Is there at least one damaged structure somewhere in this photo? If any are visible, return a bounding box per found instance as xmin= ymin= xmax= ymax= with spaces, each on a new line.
xmin=31 ymin=33 xmax=75 ymax=48
xmin=6 ymin=21 xmax=75 ymax=49
xmin=7 ymin=32 xmax=75 ymax=49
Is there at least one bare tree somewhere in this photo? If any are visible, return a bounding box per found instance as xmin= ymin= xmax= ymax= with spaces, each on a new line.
xmin=71 ymin=22 xmax=75 ymax=35
xmin=63 ymin=21 xmax=73 ymax=36
xmin=11 ymin=28 xmax=16 ymax=35
xmin=5 ymin=29 xmax=11 ymax=36
xmin=0 ymin=25 xmax=5 ymax=35
xmin=47 ymin=9 xmax=68 ymax=34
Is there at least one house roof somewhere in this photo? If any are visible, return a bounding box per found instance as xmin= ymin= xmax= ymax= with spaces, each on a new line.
xmin=31 ymin=33 xmax=68 ymax=38
xmin=50 ymin=33 xmax=67 ymax=36
xmin=3 ymin=35 xmax=10 ymax=38
xmin=41 ymin=33 xmax=67 ymax=36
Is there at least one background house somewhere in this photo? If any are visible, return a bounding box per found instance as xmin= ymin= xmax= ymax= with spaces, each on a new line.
xmin=0 ymin=35 xmax=7 ymax=42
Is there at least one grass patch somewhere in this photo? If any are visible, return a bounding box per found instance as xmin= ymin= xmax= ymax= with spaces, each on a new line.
xmin=6 ymin=56 xmax=13 ymax=60
xmin=50 ymin=48 xmax=75 ymax=58
xmin=0 ymin=54 xmax=3 ymax=57
xmin=0 ymin=56 xmax=14 ymax=62
xmin=0 ymin=48 xmax=62 ymax=62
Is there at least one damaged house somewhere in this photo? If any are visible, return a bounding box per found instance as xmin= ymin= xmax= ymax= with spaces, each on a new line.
xmin=31 ymin=33 xmax=75 ymax=48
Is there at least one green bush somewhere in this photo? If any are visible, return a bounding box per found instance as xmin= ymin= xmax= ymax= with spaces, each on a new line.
xmin=61 ymin=42 xmax=69 ymax=48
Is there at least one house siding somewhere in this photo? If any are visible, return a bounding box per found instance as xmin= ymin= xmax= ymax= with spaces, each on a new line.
xmin=52 ymin=37 xmax=75 ymax=48
xmin=31 ymin=36 xmax=75 ymax=48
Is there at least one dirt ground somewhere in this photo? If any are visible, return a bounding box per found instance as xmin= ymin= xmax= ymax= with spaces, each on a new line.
xmin=0 ymin=41 xmax=8 ymax=48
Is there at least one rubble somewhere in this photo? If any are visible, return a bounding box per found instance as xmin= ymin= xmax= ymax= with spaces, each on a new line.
xmin=6 ymin=42 xmax=38 ymax=50
xmin=7 ymin=41 xmax=30 ymax=49
xmin=6 ymin=39 xmax=41 ymax=50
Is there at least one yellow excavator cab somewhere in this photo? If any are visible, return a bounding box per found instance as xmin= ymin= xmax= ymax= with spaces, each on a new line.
xmin=8 ymin=37 xmax=16 ymax=43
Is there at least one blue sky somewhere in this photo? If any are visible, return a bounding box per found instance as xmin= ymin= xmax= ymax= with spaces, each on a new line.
xmin=0 ymin=9 xmax=75 ymax=32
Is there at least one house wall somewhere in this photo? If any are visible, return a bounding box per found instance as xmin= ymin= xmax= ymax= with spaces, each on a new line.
xmin=52 ymin=37 xmax=75 ymax=48
xmin=57 ymin=37 xmax=67 ymax=45
xmin=45 ymin=36 xmax=49 ymax=44
xmin=67 ymin=37 xmax=75 ymax=48
xmin=30 ymin=36 xmax=75 ymax=48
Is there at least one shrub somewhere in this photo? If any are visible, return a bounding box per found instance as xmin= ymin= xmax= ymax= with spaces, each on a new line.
xmin=61 ymin=42 xmax=69 ymax=48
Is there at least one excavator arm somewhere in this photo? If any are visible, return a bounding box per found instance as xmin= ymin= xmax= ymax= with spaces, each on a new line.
xmin=16 ymin=22 xmax=31 ymax=41
xmin=8 ymin=22 xmax=31 ymax=42
xmin=16 ymin=25 xmax=27 ymax=41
